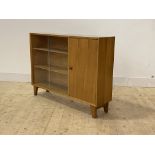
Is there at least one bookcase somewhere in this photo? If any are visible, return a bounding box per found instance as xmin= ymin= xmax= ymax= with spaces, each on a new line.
xmin=30 ymin=33 xmax=115 ymax=118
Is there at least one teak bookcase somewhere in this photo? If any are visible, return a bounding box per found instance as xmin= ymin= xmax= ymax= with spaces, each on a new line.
xmin=30 ymin=33 xmax=115 ymax=118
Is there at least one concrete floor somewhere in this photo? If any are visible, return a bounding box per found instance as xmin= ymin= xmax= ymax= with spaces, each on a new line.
xmin=0 ymin=81 xmax=155 ymax=134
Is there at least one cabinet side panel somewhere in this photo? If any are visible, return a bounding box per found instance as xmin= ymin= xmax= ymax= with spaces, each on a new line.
xmin=97 ymin=38 xmax=107 ymax=107
xmin=97 ymin=37 xmax=115 ymax=107
xmin=104 ymin=37 xmax=115 ymax=102
xmin=30 ymin=34 xmax=34 ymax=84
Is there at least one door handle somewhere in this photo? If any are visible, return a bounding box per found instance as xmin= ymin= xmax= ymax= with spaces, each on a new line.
xmin=69 ymin=66 xmax=73 ymax=70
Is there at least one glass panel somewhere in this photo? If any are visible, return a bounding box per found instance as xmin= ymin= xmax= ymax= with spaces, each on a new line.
xmin=49 ymin=36 xmax=68 ymax=94
xmin=34 ymin=68 xmax=50 ymax=89
xmin=32 ymin=35 xmax=68 ymax=94
xmin=32 ymin=35 xmax=50 ymax=89
xmin=49 ymin=36 xmax=68 ymax=51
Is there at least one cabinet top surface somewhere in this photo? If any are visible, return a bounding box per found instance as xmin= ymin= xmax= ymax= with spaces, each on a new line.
xmin=30 ymin=33 xmax=115 ymax=39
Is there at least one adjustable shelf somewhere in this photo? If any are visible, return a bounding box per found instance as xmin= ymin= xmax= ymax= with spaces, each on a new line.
xmin=33 ymin=48 xmax=49 ymax=52
xmin=34 ymin=82 xmax=67 ymax=95
xmin=33 ymin=48 xmax=68 ymax=55
xmin=50 ymin=48 xmax=68 ymax=55
xmin=34 ymin=65 xmax=49 ymax=70
xmin=50 ymin=65 xmax=68 ymax=75
xmin=34 ymin=65 xmax=68 ymax=75
xmin=50 ymin=82 xmax=68 ymax=95
xmin=34 ymin=82 xmax=50 ymax=90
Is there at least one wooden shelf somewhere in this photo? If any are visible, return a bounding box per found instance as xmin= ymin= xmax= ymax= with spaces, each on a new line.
xmin=34 ymin=82 xmax=50 ymax=90
xmin=50 ymin=82 xmax=68 ymax=95
xmin=34 ymin=65 xmax=68 ymax=75
xmin=34 ymin=82 xmax=67 ymax=95
xmin=33 ymin=48 xmax=68 ymax=55
xmin=33 ymin=48 xmax=49 ymax=52
xmin=50 ymin=48 xmax=68 ymax=55
xmin=50 ymin=66 xmax=68 ymax=75
xmin=34 ymin=65 xmax=49 ymax=70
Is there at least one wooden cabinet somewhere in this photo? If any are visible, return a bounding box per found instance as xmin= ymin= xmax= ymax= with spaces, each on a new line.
xmin=30 ymin=33 xmax=115 ymax=118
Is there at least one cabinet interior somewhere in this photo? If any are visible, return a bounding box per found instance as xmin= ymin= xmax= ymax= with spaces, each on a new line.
xmin=32 ymin=35 xmax=68 ymax=94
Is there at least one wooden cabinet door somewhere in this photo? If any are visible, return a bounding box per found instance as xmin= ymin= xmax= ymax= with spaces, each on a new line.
xmin=68 ymin=37 xmax=98 ymax=104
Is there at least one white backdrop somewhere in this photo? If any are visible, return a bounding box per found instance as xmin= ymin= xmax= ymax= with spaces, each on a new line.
xmin=0 ymin=19 xmax=154 ymax=86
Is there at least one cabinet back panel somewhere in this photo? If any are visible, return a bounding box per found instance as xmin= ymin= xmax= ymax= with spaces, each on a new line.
xmin=50 ymin=72 xmax=68 ymax=86
xmin=69 ymin=38 xmax=98 ymax=104
xmin=34 ymin=69 xmax=49 ymax=84
xmin=50 ymin=53 xmax=68 ymax=68
xmin=50 ymin=72 xmax=68 ymax=94
xmin=49 ymin=36 xmax=68 ymax=51
xmin=31 ymin=35 xmax=48 ymax=48
xmin=33 ymin=50 xmax=48 ymax=66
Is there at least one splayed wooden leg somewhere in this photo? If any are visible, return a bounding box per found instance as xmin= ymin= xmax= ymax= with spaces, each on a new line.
xmin=103 ymin=102 xmax=109 ymax=113
xmin=34 ymin=86 xmax=38 ymax=96
xmin=90 ymin=105 xmax=97 ymax=118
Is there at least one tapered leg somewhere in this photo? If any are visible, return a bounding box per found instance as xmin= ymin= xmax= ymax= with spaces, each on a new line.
xmin=103 ymin=102 xmax=109 ymax=113
xmin=90 ymin=105 xmax=97 ymax=118
xmin=46 ymin=90 xmax=49 ymax=92
xmin=34 ymin=86 xmax=38 ymax=96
